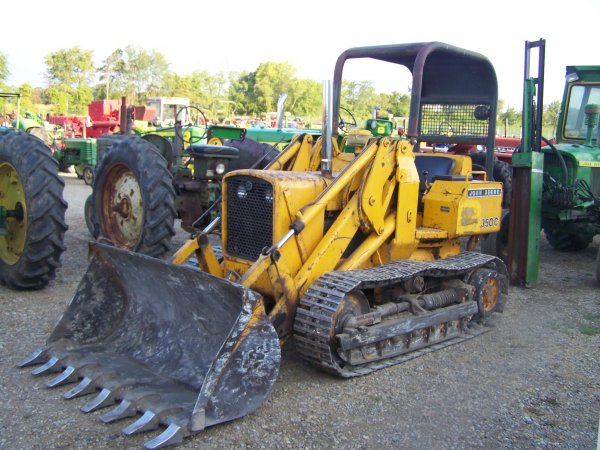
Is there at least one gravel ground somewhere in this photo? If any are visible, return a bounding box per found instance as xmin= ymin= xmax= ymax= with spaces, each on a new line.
xmin=1 ymin=174 xmax=599 ymax=450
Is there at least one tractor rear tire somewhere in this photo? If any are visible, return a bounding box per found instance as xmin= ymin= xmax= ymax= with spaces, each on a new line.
xmin=544 ymin=229 xmax=593 ymax=251
xmin=0 ymin=132 xmax=67 ymax=290
xmin=84 ymin=194 xmax=97 ymax=237
xmin=90 ymin=136 xmax=176 ymax=257
xmin=26 ymin=126 xmax=49 ymax=144
xmin=470 ymin=151 xmax=513 ymax=208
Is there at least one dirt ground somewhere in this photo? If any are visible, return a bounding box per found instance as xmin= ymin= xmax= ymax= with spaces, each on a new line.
xmin=1 ymin=174 xmax=599 ymax=450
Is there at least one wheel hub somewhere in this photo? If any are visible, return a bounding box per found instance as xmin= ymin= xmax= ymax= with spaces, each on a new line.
xmin=0 ymin=162 xmax=27 ymax=265
xmin=113 ymin=196 xmax=133 ymax=219
xmin=481 ymin=277 xmax=499 ymax=312
xmin=100 ymin=165 xmax=143 ymax=248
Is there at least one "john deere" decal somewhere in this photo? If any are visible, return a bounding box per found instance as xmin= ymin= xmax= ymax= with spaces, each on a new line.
xmin=467 ymin=188 xmax=502 ymax=198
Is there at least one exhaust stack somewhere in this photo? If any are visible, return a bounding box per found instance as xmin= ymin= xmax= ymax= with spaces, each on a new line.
xmin=276 ymin=93 xmax=288 ymax=129
xmin=321 ymin=80 xmax=333 ymax=176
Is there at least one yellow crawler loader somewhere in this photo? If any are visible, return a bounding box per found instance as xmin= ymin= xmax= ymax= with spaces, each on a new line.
xmin=19 ymin=42 xmax=508 ymax=448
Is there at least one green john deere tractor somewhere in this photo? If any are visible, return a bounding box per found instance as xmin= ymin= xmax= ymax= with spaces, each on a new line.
xmin=509 ymin=47 xmax=600 ymax=286
xmin=1 ymin=92 xmax=49 ymax=143
xmin=0 ymin=125 xmax=68 ymax=289
xmin=541 ymin=66 xmax=600 ymax=284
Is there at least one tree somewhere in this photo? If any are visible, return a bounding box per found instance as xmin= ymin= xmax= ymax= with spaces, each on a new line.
xmin=45 ymin=47 xmax=95 ymax=114
xmin=162 ymin=70 xmax=228 ymax=118
xmin=0 ymin=51 xmax=8 ymax=87
xmin=499 ymin=107 xmax=521 ymax=126
xmin=377 ymin=91 xmax=410 ymax=118
xmin=253 ymin=62 xmax=297 ymax=113
xmin=120 ymin=46 xmax=170 ymax=103
xmin=98 ymin=49 xmax=125 ymax=99
xmin=287 ymin=78 xmax=321 ymax=119
xmin=341 ymin=80 xmax=377 ymax=119
xmin=228 ymin=70 xmax=258 ymax=116
xmin=17 ymin=84 xmax=34 ymax=112
xmin=543 ymin=101 xmax=561 ymax=128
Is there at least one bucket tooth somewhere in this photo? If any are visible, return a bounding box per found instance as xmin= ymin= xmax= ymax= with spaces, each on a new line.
xmin=31 ymin=356 xmax=62 ymax=376
xmin=16 ymin=348 xmax=47 ymax=368
xmin=100 ymin=399 xmax=137 ymax=423
xmin=46 ymin=366 xmax=79 ymax=388
xmin=64 ymin=377 xmax=96 ymax=399
xmin=144 ymin=423 xmax=184 ymax=449
xmin=122 ymin=410 xmax=159 ymax=436
xmin=81 ymin=388 xmax=116 ymax=413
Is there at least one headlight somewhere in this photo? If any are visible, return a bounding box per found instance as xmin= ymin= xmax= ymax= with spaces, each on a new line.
xmin=215 ymin=162 xmax=226 ymax=175
xmin=264 ymin=188 xmax=273 ymax=204
xmin=237 ymin=185 xmax=247 ymax=200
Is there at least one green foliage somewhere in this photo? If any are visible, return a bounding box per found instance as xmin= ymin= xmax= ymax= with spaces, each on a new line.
xmin=162 ymin=70 xmax=227 ymax=118
xmin=499 ymin=106 xmax=521 ymax=126
xmin=228 ymin=70 xmax=257 ymax=116
xmin=45 ymin=47 xmax=95 ymax=114
xmin=377 ymin=91 xmax=410 ymax=118
xmin=0 ymin=51 xmax=8 ymax=87
xmin=11 ymin=44 xmax=576 ymax=136
xmin=98 ymin=49 xmax=125 ymax=99
xmin=287 ymin=79 xmax=321 ymax=119
xmin=17 ymin=84 xmax=33 ymax=112
xmin=341 ymin=80 xmax=377 ymax=118
xmin=95 ymin=46 xmax=170 ymax=105
xmin=253 ymin=62 xmax=297 ymax=113
xmin=225 ymin=64 xmax=322 ymax=120
xmin=543 ymin=101 xmax=561 ymax=128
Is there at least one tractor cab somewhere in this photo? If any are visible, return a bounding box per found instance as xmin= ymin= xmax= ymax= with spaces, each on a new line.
xmin=146 ymin=96 xmax=192 ymax=127
xmin=556 ymin=66 xmax=600 ymax=144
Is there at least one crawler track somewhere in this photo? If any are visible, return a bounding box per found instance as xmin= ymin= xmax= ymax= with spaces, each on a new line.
xmin=294 ymin=252 xmax=505 ymax=377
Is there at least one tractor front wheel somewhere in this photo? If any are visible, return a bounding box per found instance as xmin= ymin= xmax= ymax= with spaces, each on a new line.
xmin=90 ymin=136 xmax=176 ymax=257
xmin=82 ymin=165 xmax=94 ymax=186
xmin=0 ymin=132 xmax=67 ymax=289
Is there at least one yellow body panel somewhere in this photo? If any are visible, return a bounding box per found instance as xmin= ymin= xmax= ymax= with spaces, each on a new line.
xmin=423 ymin=179 xmax=503 ymax=236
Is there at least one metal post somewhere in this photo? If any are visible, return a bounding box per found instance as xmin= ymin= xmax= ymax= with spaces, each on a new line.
xmin=508 ymin=39 xmax=545 ymax=286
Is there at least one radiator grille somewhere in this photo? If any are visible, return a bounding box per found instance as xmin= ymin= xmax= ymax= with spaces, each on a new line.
xmin=226 ymin=175 xmax=273 ymax=260
xmin=420 ymin=104 xmax=489 ymax=139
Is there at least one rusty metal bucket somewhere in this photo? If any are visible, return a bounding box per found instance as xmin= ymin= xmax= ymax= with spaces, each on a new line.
xmin=18 ymin=242 xmax=280 ymax=448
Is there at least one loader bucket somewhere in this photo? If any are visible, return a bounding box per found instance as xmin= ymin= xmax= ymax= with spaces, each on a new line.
xmin=18 ymin=242 xmax=281 ymax=449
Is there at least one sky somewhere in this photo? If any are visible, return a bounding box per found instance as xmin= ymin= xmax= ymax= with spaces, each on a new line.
xmin=3 ymin=0 xmax=598 ymax=110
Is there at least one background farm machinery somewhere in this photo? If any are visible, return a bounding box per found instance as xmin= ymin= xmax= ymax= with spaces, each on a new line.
xmin=48 ymin=96 xmax=209 ymax=185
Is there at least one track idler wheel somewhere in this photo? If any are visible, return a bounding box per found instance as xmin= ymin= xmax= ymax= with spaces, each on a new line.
xmin=469 ymin=268 xmax=507 ymax=322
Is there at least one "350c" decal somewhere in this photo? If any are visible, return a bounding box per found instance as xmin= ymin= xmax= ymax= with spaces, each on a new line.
xmin=480 ymin=217 xmax=499 ymax=228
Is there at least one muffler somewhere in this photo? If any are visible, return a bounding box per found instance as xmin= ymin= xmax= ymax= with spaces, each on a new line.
xmin=18 ymin=242 xmax=280 ymax=448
